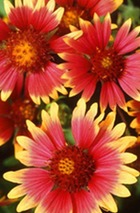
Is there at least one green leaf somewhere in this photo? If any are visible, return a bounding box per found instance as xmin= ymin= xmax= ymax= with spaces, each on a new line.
xmin=0 ymin=0 xmax=6 ymax=17
xmin=64 ymin=128 xmax=75 ymax=145
xmin=3 ymin=156 xmax=20 ymax=167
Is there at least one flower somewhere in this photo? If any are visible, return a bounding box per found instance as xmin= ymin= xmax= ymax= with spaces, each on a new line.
xmin=0 ymin=99 xmax=14 ymax=146
xmin=0 ymin=0 xmax=67 ymax=104
xmin=55 ymin=0 xmax=123 ymax=34
xmin=3 ymin=99 xmax=139 ymax=213
xmin=0 ymin=97 xmax=39 ymax=147
xmin=125 ymin=100 xmax=140 ymax=171
xmin=59 ymin=13 xmax=140 ymax=111
xmin=127 ymin=100 xmax=140 ymax=135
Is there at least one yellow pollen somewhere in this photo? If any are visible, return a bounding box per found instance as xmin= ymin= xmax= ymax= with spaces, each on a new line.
xmin=62 ymin=9 xmax=79 ymax=28
xmin=12 ymin=40 xmax=37 ymax=68
xmin=19 ymin=104 xmax=35 ymax=120
xmin=58 ymin=158 xmax=74 ymax=175
xmin=101 ymin=56 xmax=112 ymax=69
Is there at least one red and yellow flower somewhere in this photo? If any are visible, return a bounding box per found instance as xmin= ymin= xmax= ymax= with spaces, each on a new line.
xmin=3 ymin=99 xmax=139 ymax=213
xmin=127 ymin=100 xmax=140 ymax=135
xmin=55 ymin=0 xmax=123 ymax=34
xmin=59 ymin=14 xmax=140 ymax=111
xmin=0 ymin=0 xmax=67 ymax=104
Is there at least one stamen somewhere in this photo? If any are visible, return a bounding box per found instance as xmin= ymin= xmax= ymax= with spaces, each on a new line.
xmin=49 ymin=146 xmax=95 ymax=193
xmin=10 ymin=99 xmax=38 ymax=128
xmin=12 ymin=40 xmax=38 ymax=68
xmin=58 ymin=158 xmax=74 ymax=175
xmin=5 ymin=29 xmax=51 ymax=72
xmin=59 ymin=6 xmax=90 ymax=34
xmin=91 ymin=49 xmax=124 ymax=81
xmin=101 ymin=56 xmax=112 ymax=69
xmin=61 ymin=9 xmax=79 ymax=28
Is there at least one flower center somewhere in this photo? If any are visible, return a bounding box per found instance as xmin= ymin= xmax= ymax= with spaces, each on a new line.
xmin=5 ymin=29 xmax=51 ymax=72
xmin=61 ymin=8 xmax=79 ymax=29
xmin=58 ymin=158 xmax=74 ymax=175
xmin=91 ymin=49 xmax=125 ymax=81
xmin=12 ymin=40 xmax=37 ymax=68
xmin=49 ymin=146 xmax=95 ymax=193
xmin=59 ymin=6 xmax=90 ymax=34
xmin=101 ymin=56 xmax=112 ymax=68
xmin=10 ymin=99 xmax=38 ymax=128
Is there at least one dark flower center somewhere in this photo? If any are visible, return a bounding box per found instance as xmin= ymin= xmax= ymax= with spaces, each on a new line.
xmin=49 ymin=145 xmax=95 ymax=193
xmin=10 ymin=99 xmax=38 ymax=128
xmin=91 ymin=48 xmax=125 ymax=81
xmin=5 ymin=29 xmax=51 ymax=72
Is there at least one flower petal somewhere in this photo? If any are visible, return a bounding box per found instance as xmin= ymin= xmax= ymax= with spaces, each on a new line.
xmin=72 ymin=99 xmax=99 ymax=148
xmin=35 ymin=189 xmax=72 ymax=213
xmin=98 ymin=193 xmax=118 ymax=213
xmin=111 ymin=184 xmax=131 ymax=197
xmin=41 ymin=104 xmax=66 ymax=149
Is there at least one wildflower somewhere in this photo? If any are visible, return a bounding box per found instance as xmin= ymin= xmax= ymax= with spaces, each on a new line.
xmin=59 ymin=14 xmax=140 ymax=111
xmin=55 ymin=0 xmax=123 ymax=34
xmin=3 ymin=99 xmax=139 ymax=213
xmin=127 ymin=100 xmax=140 ymax=135
xmin=125 ymin=99 xmax=140 ymax=172
xmin=0 ymin=0 xmax=67 ymax=104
